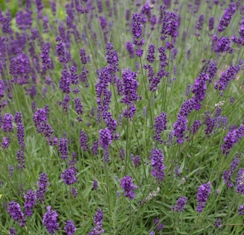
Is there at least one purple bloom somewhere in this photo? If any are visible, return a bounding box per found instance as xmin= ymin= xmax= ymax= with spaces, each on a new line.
xmin=154 ymin=112 xmax=167 ymax=143
xmin=80 ymin=130 xmax=88 ymax=151
xmin=172 ymin=196 xmax=188 ymax=212
xmin=204 ymin=114 xmax=216 ymax=137
xmin=218 ymin=3 xmax=236 ymax=32
xmin=149 ymin=148 xmax=166 ymax=183
xmin=192 ymin=73 xmax=209 ymax=103
xmin=121 ymin=68 xmax=139 ymax=105
xmin=24 ymin=190 xmax=37 ymax=217
xmin=42 ymin=206 xmax=59 ymax=234
xmin=8 ymin=201 xmax=26 ymax=227
xmin=196 ymin=182 xmax=211 ymax=212
xmin=88 ymin=210 xmax=104 ymax=235
xmin=41 ymin=42 xmax=52 ymax=73
xmin=36 ymin=173 xmax=49 ymax=203
xmin=125 ymin=41 xmax=134 ymax=58
xmin=59 ymin=138 xmax=68 ymax=159
xmin=80 ymin=48 xmax=87 ymax=65
xmin=1 ymin=113 xmax=13 ymax=132
xmin=214 ymin=36 xmax=231 ymax=53
xmin=59 ymin=69 xmax=71 ymax=94
xmin=16 ymin=150 xmax=25 ymax=169
xmin=236 ymin=168 xmax=244 ymax=195
xmin=64 ymin=220 xmax=76 ymax=235
xmin=209 ymin=17 xmax=214 ymax=31
xmin=190 ymin=120 xmax=201 ymax=135
xmin=17 ymin=123 xmax=25 ymax=150
xmin=2 ymin=136 xmax=10 ymax=148
xmin=147 ymin=44 xmax=155 ymax=63
xmin=214 ymin=218 xmax=222 ymax=228
xmin=93 ymin=180 xmax=98 ymax=190
xmin=173 ymin=115 xmax=188 ymax=144
xmin=91 ymin=141 xmax=99 ymax=155
xmin=99 ymin=128 xmax=112 ymax=150
xmin=195 ymin=14 xmax=204 ymax=31
xmin=71 ymin=187 xmax=77 ymax=198
xmin=120 ymin=175 xmax=137 ymax=199
xmin=133 ymin=156 xmax=141 ymax=168
xmin=238 ymin=205 xmax=244 ymax=215
xmin=9 ymin=166 xmax=14 ymax=177
xmin=61 ymin=167 xmax=77 ymax=185
xmin=9 ymin=228 xmax=16 ymax=235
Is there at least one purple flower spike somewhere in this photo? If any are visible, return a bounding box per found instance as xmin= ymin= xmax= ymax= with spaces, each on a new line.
xmin=238 ymin=205 xmax=244 ymax=215
xmin=120 ymin=175 xmax=137 ymax=199
xmin=24 ymin=190 xmax=37 ymax=217
xmin=172 ymin=196 xmax=188 ymax=212
xmin=42 ymin=206 xmax=59 ymax=234
xmin=64 ymin=220 xmax=76 ymax=235
xmin=9 ymin=228 xmax=16 ymax=235
xmin=149 ymin=149 xmax=166 ymax=183
xmin=154 ymin=112 xmax=167 ymax=144
xmin=88 ymin=210 xmax=104 ymax=235
xmin=236 ymin=168 xmax=244 ymax=195
xmin=8 ymin=201 xmax=26 ymax=227
xmin=61 ymin=167 xmax=77 ymax=185
xmin=36 ymin=173 xmax=49 ymax=203
xmin=196 ymin=182 xmax=211 ymax=212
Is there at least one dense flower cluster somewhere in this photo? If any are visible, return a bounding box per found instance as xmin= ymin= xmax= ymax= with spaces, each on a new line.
xmin=24 ymin=190 xmax=37 ymax=217
xmin=236 ymin=168 xmax=244 ymax=195
xmin=222 ymin=157 xmax=239 ymax=188
xmin=196 ymin=182 xmax=211 ymax=212
xmin=64 ymin=220 xmax=76 ymax=235
xmin=172 ymin=196 xmax=188 ymax=212
xmin=120 ymin=175 xmax=137 ymax=199
xmin=8 ymin=201 xmax=26 ymax=227
xmin=61 ymin=167 xmax=77 ymax=185
xmin=36 ymin=173 xmax=49 ymax=203
xmin=88 ymin=210 xmax=104 ymax=235
xmin=149 ymin=148 xmax=166 ymax=183
xmin=153 ymin=112 xmax=167 ymax=144
xmin=42 ymin=206 xmax=59 ymax=234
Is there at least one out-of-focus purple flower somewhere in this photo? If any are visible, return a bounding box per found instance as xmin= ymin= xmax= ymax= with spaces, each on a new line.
xmin=147 ymin=44 xmax=155 ymax=63
xmin=209 ymin=17 xmax=214 ymax=31
xmin=238 ymin=205 xmax=244 ymax=215
xmin=236 ymin=168 xmax=244 ymax=195
xmin=88 ymin=210 xmax=104 ymax=235
xmin=125 ymin=41 xmax=134 ymax=58
xmin=8 ymin=201 xmax=26 ymax=227
xmin=133 ymin=156 xmax=141 ymax=168
xmin=93 ymin=180 xmax=98 ymax=190
xmin=17 ymin=123 xmax=25 ymax=150
xmin=214 ymin=218 xmax=222 ymax=228
xmin=2 ymin=136 xmax=10 ymax=148
xmin=196 ymin=182 xmax=211 ymax=212
xmin=99 ymin=128 xmax=112 ymax=150
xmin=214 ymin=36 xmax=231 ymax=53
xmin=41 ymin=42 xmax=52 ymax=73
xmin=204 ymin=114 xmax=216 ymax=137
xmin=195 ymin=14 xmax=204 ymax=31
xmin=172 ymin=196 xmax=188 ymax=212
xmin=218 ymin=3 xmax=236 ymax=32
xmin=80 ymin=48 xmax=87 ymax=65
xmin=149 ymin=231 xmax=155 ymax=235
xmin=80 ymin=130 xmax=88 ymax=151
xmin=106 ymin=43 xmax=119 ymax=77
xmin=36 ymin=173 xmax=49 ymax=203
xmin=9 ymin=165 xmax=14 ymax=178
xmin=64 ymin=220 xmax=76 ymax=235
xmin=190 ymin=120 xmax=201 ymax=135
xmin=120 ymin=175 xmax=137 ymax=199
xmin=24 ymin=190 xmax=37 ymax=217
xmin=59 ymin=69 xmax=71 ymax=94
xmin=154 ymin=218 xmax=164 ymax=231
xmin=17 ymin=150 xmax=25 ymax=169
xmin=61 ymin=167 xmax=77 ymax=185
xmin=192 ymin=73 xmax=209 ymax=103
xmin=149 ymin=148 xmax=165 ymax=183
xmin=9 ymin=228 xmax=16 ymax=235
xmin=91 ymin=141 xmax=99 ymax=155
xmin=154 ymin=112 xmax=167 ymax=144
xmin=150 ymin=14 xmax=157 ymax=30
xmin=42 ymin=206 xmax=59 ymax=234
xmin=71 ymin=187 xmax=77 ymax=198
xmin=16 ymin=10 xmax=33 ymax=30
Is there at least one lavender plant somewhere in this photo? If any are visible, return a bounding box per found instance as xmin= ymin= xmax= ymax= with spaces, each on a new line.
xmin=0 ymin=0 xmax=244 ymax=234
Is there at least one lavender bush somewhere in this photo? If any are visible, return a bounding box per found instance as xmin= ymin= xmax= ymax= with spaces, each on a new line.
xmin=0 ymin=0 xmax=244 ymax=234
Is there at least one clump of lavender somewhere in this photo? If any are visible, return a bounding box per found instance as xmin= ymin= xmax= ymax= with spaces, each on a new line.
xmin=149 ymin=149 xmax=166 ymax=183
xmin=172 ymin=196 xmax=188 ymax=212
xmin=1 ymin=113 xmax=13 ymax=132
xmin=153 ymin=112 xmax=167 ymax=144
xmin=64 ymin=220 xmax=76 ymax=235
xmin=88 ymin=210 xmax=104 ymax=235
xmin=196 ymin=182 xmax=211 ymax=212
xmin=218 ymin=3 xmax=236 ymax=32
xmin=59 ymin=137 xmax=68 ymax=159
xmin=9 ymin=228 xmax=16 ymax=235
xmin=42 ymin=206 xmax=59 ymax=234
xmin=222 ymin=157 xmax=239 ymax=188
xmin=236 ymin=168 xmax=244 ymax=195
xmin=173 ymin=115 xmax=188 ymax=144
xmin=24 ymin=190 xmax=37 ymax=217
xmin=8 ymin=201 xmax=26 ymax=227
xmin=80 ymin=130 xmax=88 ymax=151
xmin=132 ymin=13 xmax=144 ymax=57
xmin=120 ymin=175 xmax=137 ymax=199
xmin=36 ymin=173 xmax=49 ymax=203
xmin=61 ymin=167 xmax=77 ymax=185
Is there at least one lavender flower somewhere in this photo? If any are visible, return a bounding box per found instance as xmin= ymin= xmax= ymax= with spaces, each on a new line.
xmin=147 ymin=44 xmax=156 ymax=63
xmin=173 ymin=115 xmax=188 ymax=144
xmin=2 ymin=136 xmax=10 ymax=148
xmin=153 ymin=112 xmax=167 ymax=143
xmin=91 ymin=141 xmax=99 ymax=155
xmin=80 ymin=130 xmax=88 ymax=151
xmin=61 ymin=167 xmax=77 ymax=185
xmin=24 ymin=190 xmax=37 ymax=217
xmin=64 ymin=220 xmax=76 ymax=235
xmin=71 ymin=187 xmax=78 ymax=198
xmin=42 ymin=206 xmax=59 ymax=234
xmin=209 ymin=17 xmax=214 ymax=31
xmin=36 ymin=173 xmax=49 ymax=203
xmin=125 ymin=41 xmax=134 ymax=58
xmin=172 ymin=196 xmax=188 ymax=212
xmin=9 ymin=166 xmax=14 ymax=178
xmin=238 ymin=205 xmax=244 ymax=215
xmin=149 ymin=149 xmax=166 ymax=183
xmin=99 ymin=128 xmax=112 ymax=150
xmin=218 ymin=3 xmax=236 ymax=32
xmin=80 ymin=48 xmax=87 ymax=64
xmin=214 ymin=218 xmax=222 ymax=228
xmin=196 ymin=182 xmax=211 ymax=212
xmin=8 ymin=201 xmax=26 ymax=227
xmin=1 ymin=113 xmax=13 ymax=132
xmin=133 ymin=156 xmax=141 ymax=168
xmin=41 ymin=42 xmax=52 ymax=73
xmin=120 ymin=175 xmax=137 ymax=199
xmin=236 ymin=168 xmax=244 ymax=195
xmin=190 ymin=120 xmax=201 ymax=135
xmin=16 ymin=150 xmax=25 ymax=169
xmin=88 ymin=210 xmax=104 ymax=235
xmin=59 ymin=138 xmax=68 ymax=160
xmin=9 ymin=228 xmax=16 ymax=235
xmin=93 ymin=180 xmax=98 ymax=190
